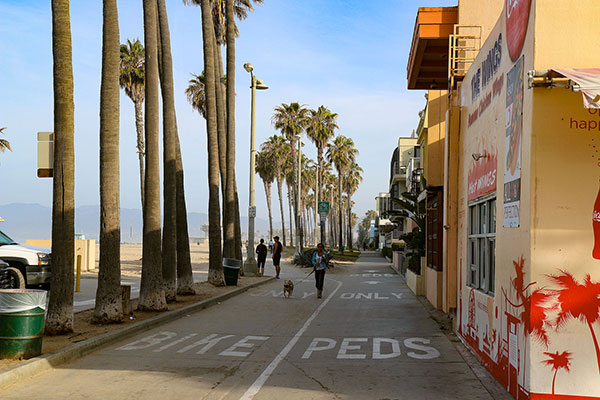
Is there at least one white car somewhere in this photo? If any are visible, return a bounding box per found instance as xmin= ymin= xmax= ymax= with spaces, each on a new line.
xmin=0 ymin=230 xmax=51 ymax=289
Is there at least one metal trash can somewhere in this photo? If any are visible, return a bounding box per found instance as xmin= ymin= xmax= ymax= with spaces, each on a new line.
xmin=223 ymin=258 xmax=241 ymax=286
xmin=0 ymin=289 xmax=46 ymax=359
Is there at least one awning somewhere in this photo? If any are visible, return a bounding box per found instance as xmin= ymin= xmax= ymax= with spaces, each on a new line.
xmin=554 ymin=68 xmax=600 ymax=108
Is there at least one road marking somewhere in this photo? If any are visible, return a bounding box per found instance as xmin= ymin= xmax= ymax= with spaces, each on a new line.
xmin=154 ymin=333 xmax=198 ymax=353
xmin=363 ymin=281 xmax=380 ymax=285
xmin=337 ymin=338 xmax=368 ymax=359
xmin=219 ymin=336 xmax=269 ymax=357
xmin=239 ymin=278 xmax=343 ymax=400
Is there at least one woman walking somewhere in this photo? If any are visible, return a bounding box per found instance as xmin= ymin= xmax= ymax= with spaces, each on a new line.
xmin=312 ymin=243 xmax=329 ymax=298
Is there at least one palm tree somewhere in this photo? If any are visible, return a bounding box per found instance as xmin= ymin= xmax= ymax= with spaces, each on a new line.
xmin=344 ymin=162 xmax=363 ymax=250
xmin=139 ymin=0 xmax=167 ymax=311
xmin=46 ymin=0 xmax=75 ymax=335
xmin=119 ymin=39 xmax=145 ymax=209
xmin=0 ymin=128 xmax=12 ymax=153
xmin=306 ymin=106 xmax=338 ymax=202
xmin=256 ymin=151 xmax=275 ymax=240
xmin=185 ymin=73 xmax=206 ymax=117
xmin=542 ymin=350 xmax=572 ymax=395
xmin=200 ymin=0 xmax=225 ymax=286
xmin=327 ymin=135 xmax=358 ymax=252
xmin=93 ymin=0 xmax=122 ymax=324
xmin=260 ymin=135 xmax=289 ymax=246
xmin=272 ymin=102 xmax=310 ymax=250
xmin=548 ymin=270 xmax=600 ymax=375
xmin=157 ymin=0 xmax=179 ymax=302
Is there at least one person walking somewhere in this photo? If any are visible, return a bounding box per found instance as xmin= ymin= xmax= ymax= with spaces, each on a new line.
xmin=268 ymin=239 xmax=274 ymax=254
xmin=272 ymin=236 xmax=282 ymax=279
xmin=256 ymin=239 xmax=268 ymax=277
xmin=312 ymin=243 xmax=329 ymax=298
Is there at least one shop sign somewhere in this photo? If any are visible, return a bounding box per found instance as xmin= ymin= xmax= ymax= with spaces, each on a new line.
xmin=467 ymin=153 xmax=497 ymax=202
xmin=505 ymin=0 xmax=532 ymax=61
xmin=504 ymin=57 xmax=524 ymax=228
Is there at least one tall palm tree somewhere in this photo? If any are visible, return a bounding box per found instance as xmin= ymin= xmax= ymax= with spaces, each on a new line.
xmin=256 ymin=151 xmax=275 ymax=240
xmin=93 ymin=0 xmax=122 ymax=324
xmin=260 ymin=135 xmax=289 ymax=246
xmin=306 ymin=105 xmax=337 ymax=202
xmin=157 ymin=0 xmax=179 ymax=302
xmin=119 ymin=39 xmax=145 ymax=209
xmin=548 ymin=270 xmax=600 ymax=375
xmin=139 ymin=0 xmax=167 ymax=311
xmin=200 ymin=0 xmax=225 ymax=286
xmin=327 ymin=135 xmax=358 ymax=252
xmin=344 ymin=162 xmax=363 ymax=250
xmin=272 ymin=102 xmax=309 ymax=250
xmin=0 ymin=127 xmax=11 ymax=153
xmin=542 ymin=350 xmax=572 ymax=395
xmin=46 ymin=0 xmax=75 ymax=335
xmin=175 ymin=134 xmax=195 ymax=295
xmin=185 ymin=73 xmax=206 ymax=117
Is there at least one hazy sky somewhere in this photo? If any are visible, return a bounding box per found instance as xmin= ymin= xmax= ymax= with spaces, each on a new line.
xmin=0 ymin=0 xmax=457 ymax=227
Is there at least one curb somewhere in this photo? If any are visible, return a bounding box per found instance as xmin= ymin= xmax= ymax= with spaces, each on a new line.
xmin=0 ymin=277 xmax=275 ymax=389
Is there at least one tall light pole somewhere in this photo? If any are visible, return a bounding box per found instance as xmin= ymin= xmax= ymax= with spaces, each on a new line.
xmin=314 ymin=164 xmax=319 ymax=246
xmin=243 ymin=62 xmax=268 ymax=273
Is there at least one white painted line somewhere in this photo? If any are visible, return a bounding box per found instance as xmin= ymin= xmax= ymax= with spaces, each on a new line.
xmin=239 ymin=278 xmax=343 ymax=400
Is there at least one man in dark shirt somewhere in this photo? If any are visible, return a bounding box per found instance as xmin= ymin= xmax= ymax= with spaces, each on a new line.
xmin=255 ymin=239 xmax=268 ymax=277
xmin=272 ymin=236 xmax=282 ymax=279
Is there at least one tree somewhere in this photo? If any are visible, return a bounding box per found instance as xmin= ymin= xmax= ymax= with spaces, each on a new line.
xmin=260 ymin=135 xmax=289 ymax=246
xmin=548 ymin=270 xmax=600 ymax=375
xmin=200 ymin=0 xmax=225 ymax=286
xmin=46 ymin=0 xmax=75 ymax=335
xmin=175 ymin=134 xmax=195 ymax=295
xmin=306 ymin=105 xmax=337 ymax=204
xmin=0 ymin=128 xmax=12 ymax=154
xmin=185 ymin=73 xmax=207 ymax=117
xmin=157 ymin=0 xmax=178 ymax=302
xmin=119 ymin=39 xmax=145 ymax=209
xmin=139 ymin=0 xmax=167 ymax=311
xmin=344 ymin=162 xmax=362 ymax=250
xmin=327 ymin=135 xmax=358 ymax=252
xmin=256 ymin=151 xmax=275 ymax=240
xmin=542 ymin=350 xmax=572 ymax=395
xmin=93 ymin=0 xmax=122 ymax=324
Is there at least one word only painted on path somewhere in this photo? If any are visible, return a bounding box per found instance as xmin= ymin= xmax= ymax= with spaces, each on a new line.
xmin=116 ymin=332 xmax=440 ymax=360
xmin=250 ymin=290 xmax=403 ymax=300
xmin=350 ymin=273 xmax=396 ymax=277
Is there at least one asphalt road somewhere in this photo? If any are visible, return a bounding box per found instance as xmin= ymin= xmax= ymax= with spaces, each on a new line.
xmin=2 ymin=253 xmax=495 ymax=400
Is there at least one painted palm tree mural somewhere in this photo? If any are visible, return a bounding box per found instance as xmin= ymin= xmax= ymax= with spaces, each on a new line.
xmin=542 ymin=350 xmax=572 ymax=395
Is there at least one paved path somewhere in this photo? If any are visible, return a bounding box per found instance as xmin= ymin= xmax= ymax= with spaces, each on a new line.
xmin=2 ymin=253 xmax=496 ymax=399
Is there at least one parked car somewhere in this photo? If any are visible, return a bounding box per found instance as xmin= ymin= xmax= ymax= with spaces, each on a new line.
xmin=0 ymin=259 xmax=26 ymax=289
xmin=0 ymin=230 xmax=51 ymax=289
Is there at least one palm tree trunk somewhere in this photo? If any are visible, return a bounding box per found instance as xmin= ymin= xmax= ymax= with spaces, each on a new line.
xmin=233 ymin=181 xmax=243 ymax=260
xmin=94 ymin=0 xmax=122 ymax=324
xmin=587 ymin=321 xmax=600 ymax=375
xmin=265 ymin=181 xmax=273 ymax=240
xmin=200 ymin=0 xmax=224 ymax=286
xmin=287 ymin=186 xmax=294 ymax=246
xmin=134 ymin=98 xmax=145 ymax=211
xmin=139 ymin=0 xmax=167 ymax=311
xmin=347 ymin=194 xmax=352 ymax=250
xmin=46 ymin=0 xmax=75 ymax=335
xmin=224 ymin=0 xmax=238 ymax=260
xmin=552 ymin=369 xmax=557 ymax=395
xmin=276 ymin=174 xmax=286 ymax=246
xmin=213 ymin=35 xmax=228 ymax=242
xmin=338 ymin=174 xmax=343 ymax=253
xmin=175 ymin=135 xmax=195 ymax=295
xmin=157 ymin=0 xmax=177 ymax=303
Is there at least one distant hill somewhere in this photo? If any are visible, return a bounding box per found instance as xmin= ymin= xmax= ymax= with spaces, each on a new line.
xmin=0 ymin=203 xmax=272 ymax=243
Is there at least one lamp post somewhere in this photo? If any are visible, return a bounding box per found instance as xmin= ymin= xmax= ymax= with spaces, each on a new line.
xmin=243 ymin=62 xmax=268 ymax=273
xmin=314 ymin=164 xmax=319 ymax=246
xmin=295 ymin=138 xmax=303 ymax=257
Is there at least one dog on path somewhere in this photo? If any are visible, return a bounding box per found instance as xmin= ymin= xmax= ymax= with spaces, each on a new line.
xmin=283 ymin=280 xmax=294 ymax=298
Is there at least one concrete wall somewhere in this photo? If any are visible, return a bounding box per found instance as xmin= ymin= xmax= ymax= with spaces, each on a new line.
xmin=425 ymin=90 xmax=447 ymax=187
xmin=425 ymin=266 xmax=443 ymax=309
xmin=458 ymin=0 xmax=504 ymax=43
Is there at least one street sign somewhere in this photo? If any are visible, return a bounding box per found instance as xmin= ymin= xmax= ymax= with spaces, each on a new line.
xmin=37 ymin=132 xmax=53 ymax=178
xmin=318 ymin=201 xmax=330 ymax=213
xmin=248 ymin=206 xmax=256 ymax=218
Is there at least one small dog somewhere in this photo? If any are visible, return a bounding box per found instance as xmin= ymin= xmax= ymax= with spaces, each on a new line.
xmin=283 ymin=280 xmax=294 ymax=298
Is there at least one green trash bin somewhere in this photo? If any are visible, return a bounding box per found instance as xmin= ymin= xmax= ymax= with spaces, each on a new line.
xmin=0 ymin=289 xmax=46 ymax=359
xmin=223 ymin=258 xmax=241 ymax=286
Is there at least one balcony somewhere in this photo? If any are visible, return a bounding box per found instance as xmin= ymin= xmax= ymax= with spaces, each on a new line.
xmin=407 ymin=6 xmax=458 ymax=90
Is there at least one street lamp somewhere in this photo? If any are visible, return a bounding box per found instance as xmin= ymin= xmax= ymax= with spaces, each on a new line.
xmin=244 ymin=62 xmax=268 ymax=274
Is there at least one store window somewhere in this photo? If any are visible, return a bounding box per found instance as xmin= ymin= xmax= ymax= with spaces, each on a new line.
xmin=467 ymin=195 xmax=496 ymax=295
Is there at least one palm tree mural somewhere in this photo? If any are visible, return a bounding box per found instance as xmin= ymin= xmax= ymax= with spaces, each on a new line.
xmin=119 ymin=39 xmax=145 ymax=209
xmin=256 ymin=151 xmax=275 ymax=240
xmin=542 ymin=350 xmax=572 ymax=395
xmin=548 ymin=270 xmax=600 ymax=375
xmin=327 ymin=135 xmax=358 ymax=252
xmin=0 ymin=128 xmax=11 ymax=154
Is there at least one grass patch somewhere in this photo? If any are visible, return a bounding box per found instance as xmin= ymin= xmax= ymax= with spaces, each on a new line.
xmin=330 ymin=250 xmax=360 ymax=263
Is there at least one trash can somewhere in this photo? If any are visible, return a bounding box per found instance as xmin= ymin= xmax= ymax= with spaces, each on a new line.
xmin=0 ymin=289 xmax=46 ymax=359
xmin=223 ymin=258 xmax=241 ymax=286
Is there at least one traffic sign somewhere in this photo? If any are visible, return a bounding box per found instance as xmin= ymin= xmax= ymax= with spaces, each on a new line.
xmin=248 ymin=206 xmax=256 ymax=218
xmin=318 ymin=201 xmax=330 ymax=213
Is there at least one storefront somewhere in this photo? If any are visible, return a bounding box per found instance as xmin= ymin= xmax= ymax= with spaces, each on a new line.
xmin=456 ymin=0 xmax=600 ymax=398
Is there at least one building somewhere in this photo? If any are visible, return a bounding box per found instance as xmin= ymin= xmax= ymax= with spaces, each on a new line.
xmin=407 ymin=0 xmax=600 ymax=398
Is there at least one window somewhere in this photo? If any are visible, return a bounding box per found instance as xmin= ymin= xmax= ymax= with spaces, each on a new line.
xmin=467 ymin=196 xmax=496 ymax=295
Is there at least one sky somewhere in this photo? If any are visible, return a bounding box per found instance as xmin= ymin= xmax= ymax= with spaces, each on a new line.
xmin=0 ymin=0 xmax=458 ymax=229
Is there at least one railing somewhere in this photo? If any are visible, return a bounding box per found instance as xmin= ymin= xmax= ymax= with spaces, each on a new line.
xmin=448 ymin=25 xmax=481 ymax=89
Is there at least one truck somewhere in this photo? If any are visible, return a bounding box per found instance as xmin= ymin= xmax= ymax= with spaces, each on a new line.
xmin=0 ymin=230 xmax=51 ymax=289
